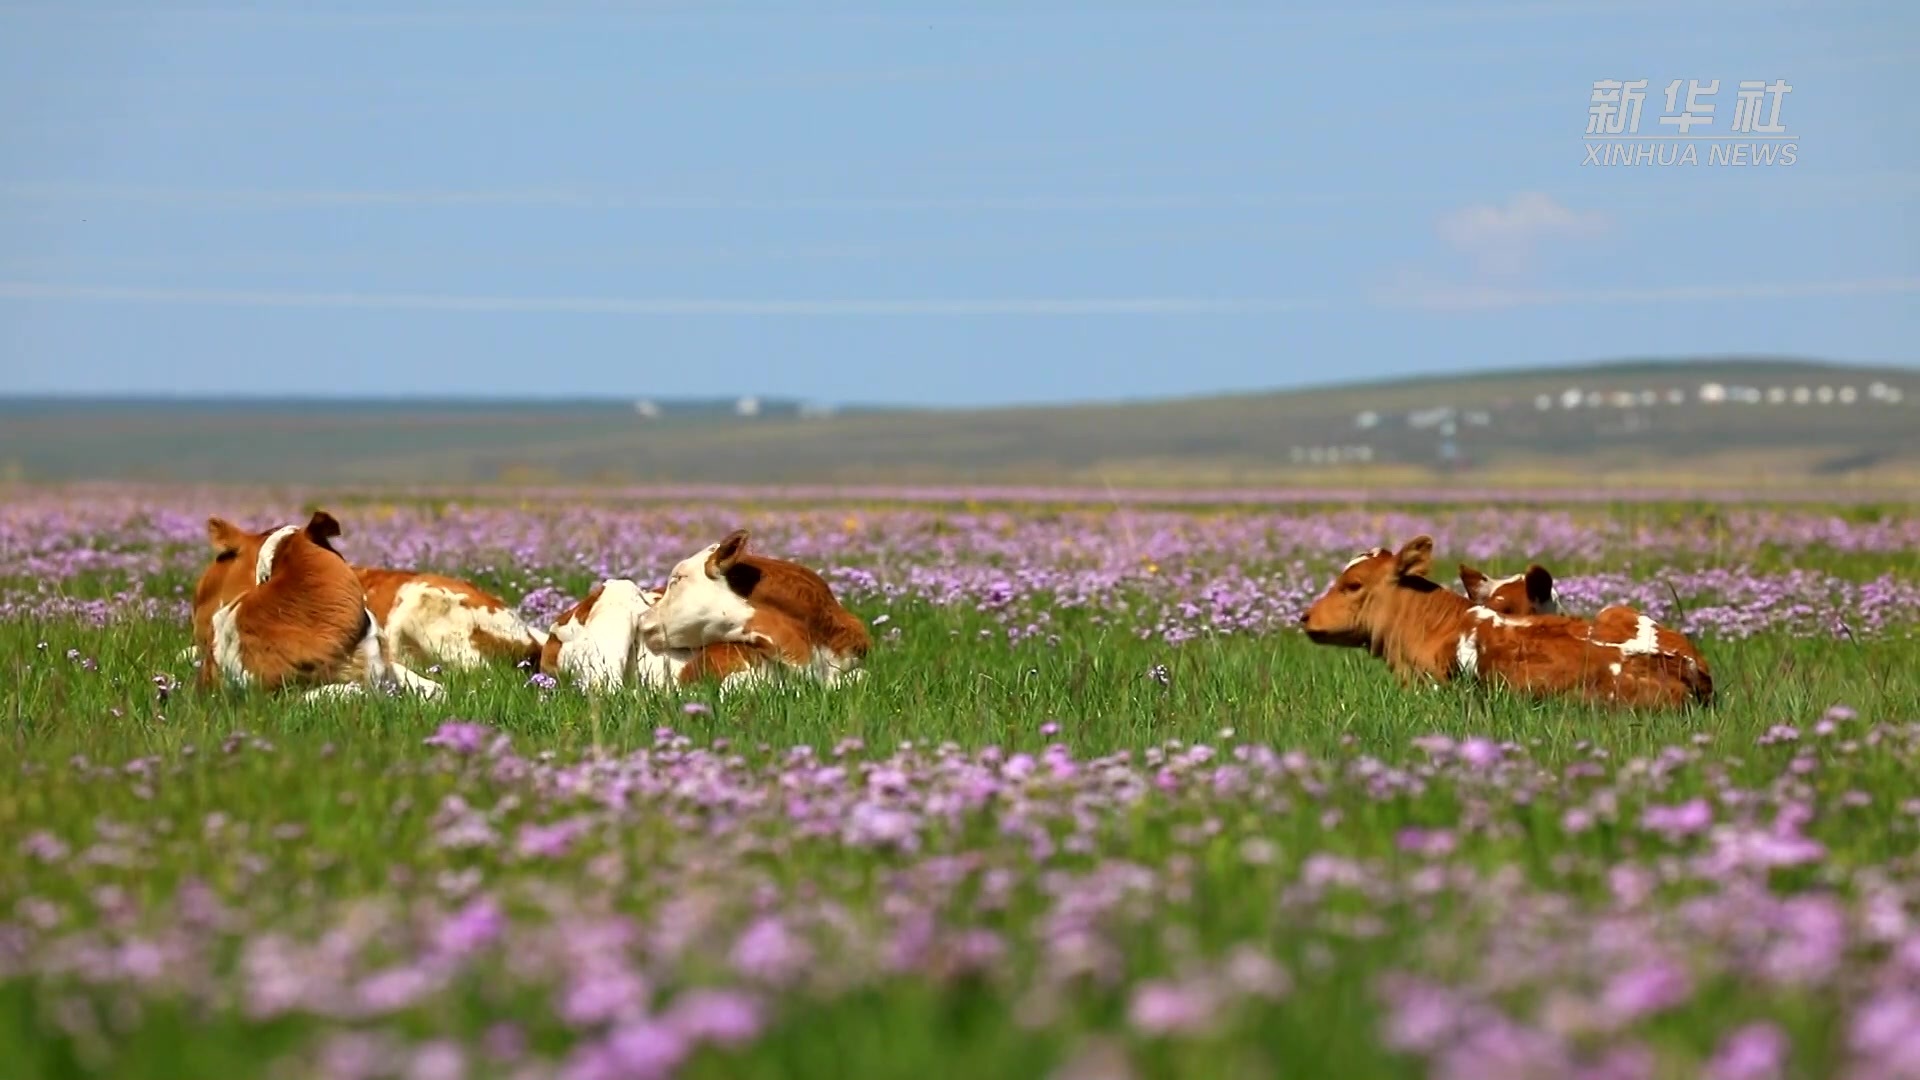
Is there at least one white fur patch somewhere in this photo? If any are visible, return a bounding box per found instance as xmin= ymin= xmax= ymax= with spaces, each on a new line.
xmin=1609 ymin=662 xmax=1623 ymax=676
xmin=1471 ymin=607 xmax=1532 ymax=628
xmin=254 ymin=525 xmax=300 ymax=585
xmin=351 ymin=608 xmax=389 ymax=686
xmin=1453 ymin=627 xmax=1479 ymax=678
xmin=1617 ymin=615 xmax=1662 ymax=656
xmin=386 ymin=661 xmax=445 ymax=699
xmin=384 ymin=581 xmax=541 ymax=670
xmin=1342 ymin=547 xmax=1389 ymax=571
xmin=552 ymin=579 xmax=690 ymax=692
xmin=210 ymin=600 xmax=250 ymax=686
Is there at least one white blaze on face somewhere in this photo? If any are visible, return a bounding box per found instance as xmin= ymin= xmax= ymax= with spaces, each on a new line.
xmin=254 ymin=525 xmax=300 ymax=584
xmin=638 ymin=543 xmax=759 ymax=651
xmin=1341 ymin=548 xmax=1388 ymax=572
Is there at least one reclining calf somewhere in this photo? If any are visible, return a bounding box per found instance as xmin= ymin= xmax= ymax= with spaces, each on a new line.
xmin=190 ymin=511 xmax=443 ymax=701
xmin=636 ymin=529 xmax=871 ymax=689
xmin=1301 ymin=536 xmax=1711 ymax=710
xmin=538 ymin=579 xmax=787 ymax=694
xmin=1459 ymin=560 xmax=1708 ymax=671
xmin=355 ymin=566 xmax=547 ymax=672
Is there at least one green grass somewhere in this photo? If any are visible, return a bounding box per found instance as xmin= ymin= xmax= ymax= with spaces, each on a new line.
xmin=1 ymin=524 xmax=1917 ymax=1079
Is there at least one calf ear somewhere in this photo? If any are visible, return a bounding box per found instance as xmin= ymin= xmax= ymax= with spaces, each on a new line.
xmin=1393 ymin=535 xmax=1434 ymax=579
xmin=709 ymin=529 xmax=751 ymax=575
xmin=1524 ymin=564 xmax=1555 ymax=606
xmin=206 ymin=517 xmax=245 ymax=553
xmin=305 ymin=510 xmax=343 ymax=550
xmin=1458 ymin=563 xmax=1488 ymax=599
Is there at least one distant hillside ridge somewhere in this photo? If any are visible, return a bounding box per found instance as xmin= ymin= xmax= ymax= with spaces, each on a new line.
xmin=0 ymin=355 xmax=1912 ymax=490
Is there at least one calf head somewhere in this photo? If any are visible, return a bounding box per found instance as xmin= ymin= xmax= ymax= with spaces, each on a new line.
xmin=637 ymin=529 xmax=869 ymax=665
xmin=1459 ymin=562 xmax=1559 ymax=616
xmin=1299 ymin=535 xmax=1439 ymax=648
xmin=192 ymin=510 xmax=348 ymax=628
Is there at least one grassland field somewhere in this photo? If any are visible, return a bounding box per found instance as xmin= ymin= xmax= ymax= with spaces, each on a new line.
xmin=3 ymin=488 xmax=1918 ymax=1080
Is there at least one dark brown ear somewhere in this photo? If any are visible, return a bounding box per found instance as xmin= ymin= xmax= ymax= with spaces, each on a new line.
xmin=708 ymin=530 xmax=750 ymax=575
xmin=1524 ymin=564 xmax=1555 ymax=606
xmin=1459 ymin=563 xmax=1487 ymax=599
xmin=305 ymin=510 xmax=343 ymax=549
xmin=1394 ymin=535 xmax=1434 ymax=579
xmin=207 ymin=517 xmax=245 ymax=553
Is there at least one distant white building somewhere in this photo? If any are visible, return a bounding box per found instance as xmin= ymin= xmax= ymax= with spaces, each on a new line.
xmin=734 ymin=395 xmax=761 ymax=418
xmin=1535 ymin=394 xmax=1553 ymax=411
xmin=632 ymin=399 xmax=661 ymax=419
xmin=1354 ymin=410 xmax=1380 ymax=430
xmin=1698 ymin=382 xmax=1727 ymax=404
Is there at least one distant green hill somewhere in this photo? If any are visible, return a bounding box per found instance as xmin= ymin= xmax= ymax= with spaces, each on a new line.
xmin=2 ymin=356 xmax=1914 ymax=491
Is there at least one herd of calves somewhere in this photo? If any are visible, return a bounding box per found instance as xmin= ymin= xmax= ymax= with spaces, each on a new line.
xmin=183 ymin=512 xmax=1713 ymax=712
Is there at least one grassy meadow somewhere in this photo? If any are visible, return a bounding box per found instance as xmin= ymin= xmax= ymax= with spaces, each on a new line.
xmin=3 ymin=488 xmax=1918 ymax=1079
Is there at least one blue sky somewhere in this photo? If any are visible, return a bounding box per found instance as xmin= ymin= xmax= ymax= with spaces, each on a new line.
xmin=0 ymin=1 xmax=1914 ymax=406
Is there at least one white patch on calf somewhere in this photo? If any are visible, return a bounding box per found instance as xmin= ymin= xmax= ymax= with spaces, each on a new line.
xmin=809 ymin=644 xmax=866 ymax=688
xmin=254 ymin=525 xmax=300 ymax=584
xmin=1453 ymin=627 xmax=1480 ymax=678
xmin=386 ymin=661 xmax=445 ymax=698
xmin=1617 ymin=615 xmax=1662 ymax=656
xmin=1471 ymin=607 xmax=1532 ymax=628
xmin=1342 ymin=547 xmax=1389 ymax=572
xmin=554 ymin=579 xmax=690 ymax=691
xmin=1609 ymin=662 xmax=1623 ymax=676
xmin=385 ymin=581 xmax=541 ymax=670
xmin=210 ymin=599 xmax=250 ymax=686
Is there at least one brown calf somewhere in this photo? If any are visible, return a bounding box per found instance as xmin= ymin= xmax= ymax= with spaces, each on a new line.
xmin=537 ymin=578 xmax=790 ymax=693
xmin=190 ymin=511 xmax=442 ymax=700
xmin=355 ymin=566 xmax=546 ymax=671
xmin=1459 ymin=560 xmax=1708 ymax=671
xmin=1301 ymin=536 xmax=1712 ymax=709
xmin=1459 ymin=562 xmax=1559 ymax=616
xmin=636 ymin=529 xmax=871 ymax=688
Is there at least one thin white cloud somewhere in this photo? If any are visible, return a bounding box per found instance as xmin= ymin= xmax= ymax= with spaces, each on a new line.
xmin=6 ymin=174 xmax=1917 ymax=213
xmin=3 ymin=277 xmax=1914 ymax=317
xmin=0 ymin=184 xmax=1373 ymax=211
xmin=1434 ymin=192 xmax=1610 ymax=277
xmin=1384 ymin=276 xmax=1920 ymax=312
xmin=0 ymin=282 xmax=1330 ymax=315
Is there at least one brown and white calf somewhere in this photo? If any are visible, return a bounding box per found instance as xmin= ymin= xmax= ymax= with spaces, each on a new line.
xmin=355 ymin=567 xmax=546 ymax=672
xmin=635 ymin=529 xmax=871 ymax=688
xmin=1459 ymin=562 xmax=1560 ymax=616
xmin=1301 ymin=536 xmax=1712 ymax=709
xmin=1459 ymin=560 xmax=1709 ymax=671
xmin=537 ymin=578 xmax=785 ymax=693
xmin=190 ymin=512 xmax=442 ymax=701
